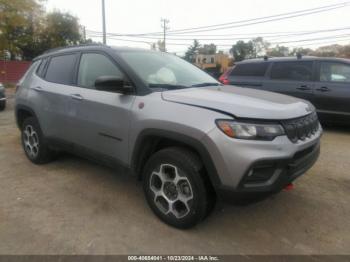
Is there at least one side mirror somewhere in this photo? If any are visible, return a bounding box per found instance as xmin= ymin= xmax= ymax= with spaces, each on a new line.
xmin=95 ymin=76 xmax=133 ymax=94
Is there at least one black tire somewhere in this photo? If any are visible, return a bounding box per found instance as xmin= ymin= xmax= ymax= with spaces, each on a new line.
xmin=143 ymin=147 xmax=216 ymax=229
xmin=21 ymin=117 xmax=56 ymax=164
xmin=0 ymin=100 xmax=5 ymax=111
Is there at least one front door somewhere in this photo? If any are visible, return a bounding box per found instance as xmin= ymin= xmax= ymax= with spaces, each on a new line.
xmin=67 ymin=52 xmax=135 ymax=165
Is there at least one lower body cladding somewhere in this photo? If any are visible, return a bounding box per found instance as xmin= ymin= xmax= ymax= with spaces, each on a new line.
xmin=202 ymin=126 xmax=322 ymax=200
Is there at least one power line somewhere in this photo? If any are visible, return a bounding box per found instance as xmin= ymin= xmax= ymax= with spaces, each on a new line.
xmin=271 ymin=34 xmax=350 ymax=45
xmin=88 ymin=1 xmax=350 ymax=37
xmin=88 ymin=27 xmax=350 ymax=41
xmin=166 ymin=2 xmax=350 ymax=34
xmin=289 ymin=38 xmax=350 ymax=48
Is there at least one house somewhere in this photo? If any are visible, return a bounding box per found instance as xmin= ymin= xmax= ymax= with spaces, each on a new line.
xmin=194 ymin=51 xmax=231 ymax=74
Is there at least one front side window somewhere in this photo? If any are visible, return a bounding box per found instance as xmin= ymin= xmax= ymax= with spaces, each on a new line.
xmin=271 ymin=61 xmax=313 ymax=81
xmin=320 ymin=62 xmax=350 ymax=83
xmin=118 ymin=51 xmax=218 ymax=89
xmin=78 ymin=53 xmax=124 ymax=88
xmin=45 ymin=54 xmax=78 ymax=85
xmin=230 ymin=62 xmax=269 ymax=77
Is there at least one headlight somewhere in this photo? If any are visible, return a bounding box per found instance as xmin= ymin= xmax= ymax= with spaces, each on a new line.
xmin=216 ymin=120 xmax=285 ymax=140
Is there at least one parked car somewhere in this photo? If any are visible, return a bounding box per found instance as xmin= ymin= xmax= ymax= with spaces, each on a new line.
xmin=0 ymin=83 xmax=6 ymax=111
xmin=15 ymin=45 xmax=321 ymax=228
xmin=219 ymin=56 xmax=350 ymax=124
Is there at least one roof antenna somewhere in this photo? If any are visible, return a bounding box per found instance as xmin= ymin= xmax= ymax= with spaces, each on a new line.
xmin=263 ymin=55 xmax=268 ymax=61
xmin=297 ymin=53 xmax=302 ymax=59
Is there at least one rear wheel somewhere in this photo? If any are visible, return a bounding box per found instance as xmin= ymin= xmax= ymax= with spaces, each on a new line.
xmin=21 ymin=117 xmax=56 ymax=164
xmin=143 ymin=147 xmax=215 ymax=229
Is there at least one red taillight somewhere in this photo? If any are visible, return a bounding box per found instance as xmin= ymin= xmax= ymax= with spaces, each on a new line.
xmin=219 ymin=75 xmax=230 ymax=85
xmin=219 ymin=69 xmax=231 ymax=85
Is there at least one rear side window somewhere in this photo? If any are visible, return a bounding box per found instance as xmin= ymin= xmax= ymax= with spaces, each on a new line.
xmin=77 ymin=53 xmax=124 ymax=88
xmin=36 ymin=58 xmax=49 ymax=78
xmin=230 ymin=62 xmax=269 ymax=77
xmin=45 ymin=54 xmax=78 ymax=85
xmin=271 ymin=61 xmax=313 ymax=81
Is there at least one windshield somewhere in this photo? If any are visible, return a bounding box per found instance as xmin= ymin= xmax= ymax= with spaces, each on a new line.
xmin=118 ymin=51 xmax=220 ymax=90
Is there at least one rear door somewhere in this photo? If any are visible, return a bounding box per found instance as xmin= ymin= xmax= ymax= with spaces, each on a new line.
xmin=313 ymin=61 xmax=350 ymax=122
xmin=29 ymin=53 xmax=79 ymax=140
xmin=227 ymin=62 xmax=270 ymax=89
xmin=264 ymin=61 xmax=315 ymax=103
xmin=68 ymin=52 xmax=135 ymax=165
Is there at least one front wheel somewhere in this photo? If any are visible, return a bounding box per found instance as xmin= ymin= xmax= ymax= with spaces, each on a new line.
xmin=143 ymin=147 xmax=215 ymax=229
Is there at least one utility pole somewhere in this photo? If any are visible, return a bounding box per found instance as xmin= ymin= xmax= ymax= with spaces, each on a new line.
xmin=83 ymin=26 xmax=86 ymax=42
xmin=160 ymin=18 xmax=169 ymax=52
xmin=102 ymin=0 xmax=107 ymax=44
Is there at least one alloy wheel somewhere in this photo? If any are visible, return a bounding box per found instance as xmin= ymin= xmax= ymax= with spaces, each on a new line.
xmin=149 ymin=164 xmax=193 ymax=219
xmin=23 ymin=125 xmax=40 ymax=158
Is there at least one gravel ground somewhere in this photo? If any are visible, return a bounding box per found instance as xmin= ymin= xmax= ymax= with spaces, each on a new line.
xmin=0 ymin=88 xmax=349 ymax=255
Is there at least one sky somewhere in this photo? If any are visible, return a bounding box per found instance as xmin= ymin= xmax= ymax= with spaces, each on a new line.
xmin=45 ymin=0 xmax=350 ymax=54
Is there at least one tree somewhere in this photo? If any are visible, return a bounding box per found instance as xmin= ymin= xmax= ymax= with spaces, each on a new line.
xmin=251 ymin=37 xmax=270 ymax=57
xmin=198 ymin=43 xmax=217 ymax=55
xmin=290 ymin=47 xmax=313 ymax=56
xmin=266 ymin=45 xmax=290 ymax=57
xmin=39 ymin=11 xmax=83 ymax=51
xmin=0 ymin=0 xmax=44 ymax=59
xmin=1 ymin=1 xmax=87 ymax=60
xmin=184 ymin=40 xmax=200 ymax=62
xmin=230 ymin=40 xmax=254 ymax=61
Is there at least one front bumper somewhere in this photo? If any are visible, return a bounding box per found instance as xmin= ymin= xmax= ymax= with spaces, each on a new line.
xmin=201 ymin=124 xmax=322 ymax=198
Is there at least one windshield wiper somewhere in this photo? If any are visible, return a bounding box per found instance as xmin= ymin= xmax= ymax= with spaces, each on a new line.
xmin=148 ymin=83 xmax=189 ymax=90
xmin=191 ymin=82 xmax=222 ymax=87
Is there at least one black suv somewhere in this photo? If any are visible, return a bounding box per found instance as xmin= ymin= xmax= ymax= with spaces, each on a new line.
xmin=221 ymin=56 xmax=350 ymax=124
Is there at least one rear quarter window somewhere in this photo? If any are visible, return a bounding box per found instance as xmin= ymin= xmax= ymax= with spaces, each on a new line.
xmin=230 ymin=62 xmax=269 ymax=77
xmin=36 ymin=58 xmax=49 ymax=78
xmin=45 ymin=54 xmax=78 ymax=85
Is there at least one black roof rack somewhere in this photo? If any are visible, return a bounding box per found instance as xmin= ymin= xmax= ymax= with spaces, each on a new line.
xmin=43 ymin=43 xmax=108 ymax=54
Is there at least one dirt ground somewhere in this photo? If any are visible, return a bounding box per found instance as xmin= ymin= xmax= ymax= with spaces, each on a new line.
xmin=0 ymin=88 xmax=349 ymax=255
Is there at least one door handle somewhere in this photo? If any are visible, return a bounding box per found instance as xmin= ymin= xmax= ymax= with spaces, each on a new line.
xmin=70 ymin=94 xmax=84 ymax=101
xmin=296 ymin=85 xmax=311 ymax=91
xmin=31 ymin=86 xmax=43 ymax=92
xmin=316 ymin=86 xmax=330 ymax=92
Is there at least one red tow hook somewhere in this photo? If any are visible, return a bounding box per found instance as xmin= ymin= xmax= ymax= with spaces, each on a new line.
xmin=284 ymin=183 xmax=294 ymax=191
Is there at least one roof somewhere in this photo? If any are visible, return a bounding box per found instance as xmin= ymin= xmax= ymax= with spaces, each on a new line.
xmin=238 ymin=56 xmax=350 ymax=64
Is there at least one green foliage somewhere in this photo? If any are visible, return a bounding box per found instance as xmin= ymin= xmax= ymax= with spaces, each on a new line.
xmin=184 ymin=40 xmax=200 ymax=62
xmin=266 ymin=45 xmax=290 ymax=57
xmin=230 ymin=38 xmax=270 ymax=61
xmin=0 ymin=0 xmax=88 ymax=60
xmin=230 ymin=40 xmax=253 ymax=61
xmin=198 ymin=43 xmax=217 ymax=55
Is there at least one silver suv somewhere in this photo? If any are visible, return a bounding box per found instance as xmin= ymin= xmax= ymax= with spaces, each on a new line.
xmin=15 ymin=45 xmax=322 ymax=228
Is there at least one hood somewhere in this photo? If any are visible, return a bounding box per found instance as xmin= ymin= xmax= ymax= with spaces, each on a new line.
xmin=162 ymin=85 xmax=314 ymax=120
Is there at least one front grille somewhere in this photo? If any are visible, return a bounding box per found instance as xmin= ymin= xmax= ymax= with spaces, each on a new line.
xmin=281 ymin=112 xmax=319 ymax=143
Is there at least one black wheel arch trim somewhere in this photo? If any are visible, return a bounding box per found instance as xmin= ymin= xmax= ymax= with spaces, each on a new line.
xmin=15 ymin=104 xmax=39 ymax=129
xmin=131 ymin=128 xmax=222 ymax=191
